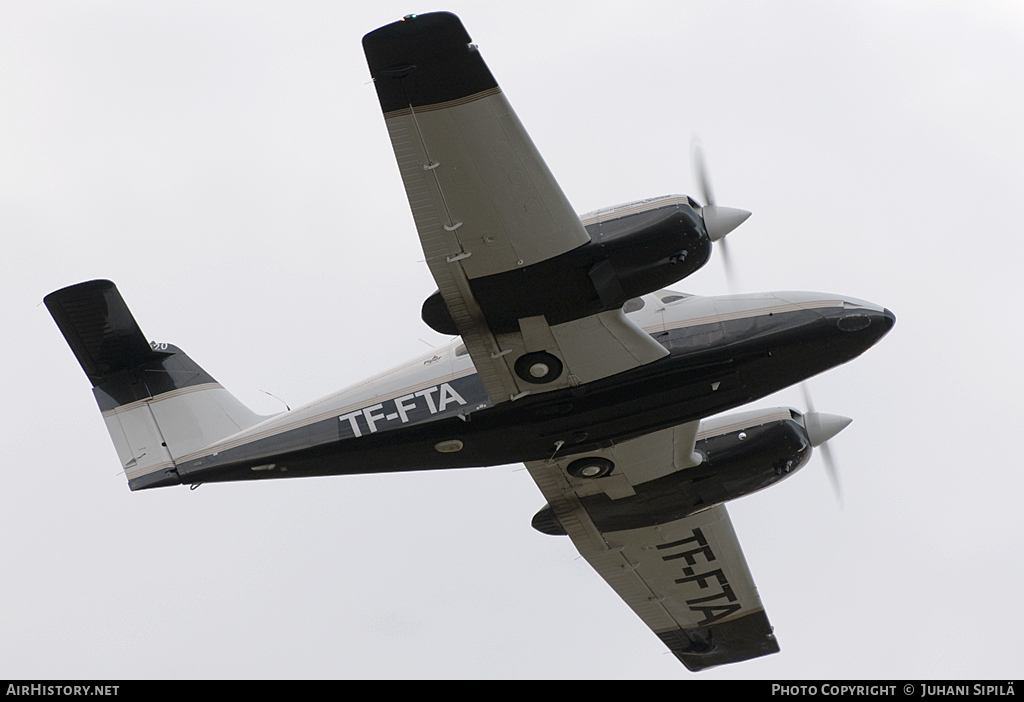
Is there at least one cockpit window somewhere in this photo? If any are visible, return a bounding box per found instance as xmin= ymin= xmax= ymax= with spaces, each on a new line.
xmin=623 ymin=298 xmax=645 ymax=313
xmin=455 ymin=344 xmax=468 ymax=357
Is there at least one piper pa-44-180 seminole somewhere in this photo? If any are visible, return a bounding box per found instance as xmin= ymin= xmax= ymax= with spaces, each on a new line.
xmin=45 ymin=12 xmax=894 ymax=671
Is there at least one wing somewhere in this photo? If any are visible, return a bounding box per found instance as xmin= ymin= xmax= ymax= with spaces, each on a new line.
xmin=526 ymin=426 xmax=780 ymax=672
xmin=363 ymin=13 xmax=667 ymax=405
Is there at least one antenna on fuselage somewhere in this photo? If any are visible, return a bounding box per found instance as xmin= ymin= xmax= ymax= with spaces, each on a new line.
xmin=259 ymin=389 xmax=291 ymax=412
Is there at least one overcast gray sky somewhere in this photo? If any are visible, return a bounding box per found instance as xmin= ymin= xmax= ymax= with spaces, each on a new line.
xmin=3 ymin=0 xmax=1022 ymax=679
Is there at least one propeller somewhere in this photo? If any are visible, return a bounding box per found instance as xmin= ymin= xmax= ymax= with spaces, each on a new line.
xmin=690 ymin=142 xmax=843 ymax=500
xmin=691 ymin=139 xmax=751 ymax=291
xmin=798 ymin=384 xmax=850 ymax=506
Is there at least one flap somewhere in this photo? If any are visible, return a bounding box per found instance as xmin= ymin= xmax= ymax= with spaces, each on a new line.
xmin=491 ymin=309 xmax=670 ymax=402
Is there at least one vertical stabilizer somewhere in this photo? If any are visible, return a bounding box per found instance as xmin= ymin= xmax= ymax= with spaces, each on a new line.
xmin=45 ymin=280 xmax=267 ymax=490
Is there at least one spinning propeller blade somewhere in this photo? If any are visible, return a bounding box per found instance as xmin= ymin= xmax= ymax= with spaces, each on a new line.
xmin=800 ymin=384 xmax=848 ymax=506
xmin=691 ymin=139 xmax=750 ymax=291
xmin=693 ymin=139 xmax=716 ymax=209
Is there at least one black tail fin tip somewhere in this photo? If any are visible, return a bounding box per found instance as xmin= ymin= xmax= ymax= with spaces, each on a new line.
xmin=45 ymin=280 xmax=221 ymax=411
xmin=44 ymin=280 xmax=164 ymax=386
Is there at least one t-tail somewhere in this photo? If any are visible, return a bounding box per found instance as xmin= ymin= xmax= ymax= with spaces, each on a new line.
xmin=44 ymin=280 xmax=268 ymax=491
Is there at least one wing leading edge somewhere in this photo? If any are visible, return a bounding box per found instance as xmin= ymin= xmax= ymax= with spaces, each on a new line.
xmin=526 ymin=427 xmax=780 ymax=671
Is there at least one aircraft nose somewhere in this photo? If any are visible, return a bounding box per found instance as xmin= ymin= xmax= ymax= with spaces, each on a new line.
xmin=870 ymin=306 xmax=896 ymax=337
xmin=835 ymin=303 xmax=895 ymax=336
xmin=883 ymin=307 xmax=896 ymax=331
xmin=826 ymin=302 xmax=895 ymax=360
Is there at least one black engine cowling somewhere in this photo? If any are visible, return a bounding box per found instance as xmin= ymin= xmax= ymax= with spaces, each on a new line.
xmin=423 ymin=200 xmax=711 ymax=335
xmin=532 ymin=413 xmax=813 ymax=535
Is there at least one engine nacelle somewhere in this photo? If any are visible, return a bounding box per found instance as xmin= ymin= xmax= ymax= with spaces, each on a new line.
xmin=532 ymin=408 xmax=814 ymax=536
xmin=423 ymin=195 xmax=711 ymax=336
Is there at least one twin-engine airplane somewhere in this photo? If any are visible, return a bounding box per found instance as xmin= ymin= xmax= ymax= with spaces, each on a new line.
xmin=45 ymin=12 xmax=894 ymax=671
